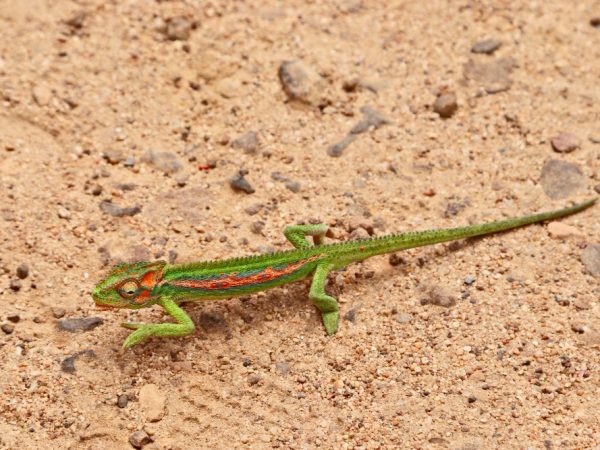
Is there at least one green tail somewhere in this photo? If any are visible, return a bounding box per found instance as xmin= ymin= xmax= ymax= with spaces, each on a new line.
xmin=337 ymin=198 xmax=597 ymax=262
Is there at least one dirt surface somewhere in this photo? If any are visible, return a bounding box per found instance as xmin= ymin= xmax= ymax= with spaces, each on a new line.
xmin=1 ymin=1 xmax=599 ymax=449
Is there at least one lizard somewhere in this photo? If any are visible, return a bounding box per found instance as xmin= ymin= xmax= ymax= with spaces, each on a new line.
xmin=92 ymin=198 xmax=596 ymax=348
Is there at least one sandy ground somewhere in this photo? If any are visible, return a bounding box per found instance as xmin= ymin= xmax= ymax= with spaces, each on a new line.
xmin=1 ymin=1 xmax=599 ymax=449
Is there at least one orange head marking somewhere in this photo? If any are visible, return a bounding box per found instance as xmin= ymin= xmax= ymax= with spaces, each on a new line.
xmin=92 ymin=261 xmax=166 ymax=309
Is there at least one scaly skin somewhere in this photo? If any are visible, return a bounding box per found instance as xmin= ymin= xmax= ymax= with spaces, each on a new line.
xmin=91 ymin=198 xmax=597 ymax=348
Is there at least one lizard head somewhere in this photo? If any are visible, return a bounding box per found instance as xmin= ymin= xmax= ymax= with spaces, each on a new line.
xmin=92 ymin=261 xmax=166 ymax=309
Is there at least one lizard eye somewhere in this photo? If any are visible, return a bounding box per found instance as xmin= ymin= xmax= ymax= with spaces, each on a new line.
xmin=118 ymin=280 xmax=139 ymax=298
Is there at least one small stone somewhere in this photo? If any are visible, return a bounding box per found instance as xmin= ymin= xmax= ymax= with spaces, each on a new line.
xmin=395 ymin=313 xmax=412 ymax=324
xmin=539 ymin=159 xmax=586 ymax=199
xmin=91 ymin=185 xmax=103 ymax=196
xmin=463 ymin=57 xmax=516 ymax=94
xmin=570 ymin=322 xmax=586 ymax=334
xmin=471 ymin=38 xmax=502 ymax=54
xmin=142 ymin=150 xmax=183 ymax=174
xmin=166 ymin=16 xmax=191 ymax=41
xmin=327 ymin=135 xmax=356 ymax=157
xmin=102 ymin=149 xmax=125 ymax=164
xmin=1 ymin=323 xmax=14 ymax=334
xmin=467 ymin=395 xmax=477 ymax=403
xmin=60 ymin=349 xmax=96 ymax=374
xmin=388 ymin=254 xmax=405 ymax=266
xmin=278 ymin=60 xmax=326 ymax=106
xmin=215 ymin=76 xmax=244 ymax=98
xmin=58 ymin=317 xmax=103 ymax=332
xmin=244 ymin=203 xmax=263 ymax=215
xmin=547 ymin=222 xmax=585 ymax=239
xmin=52 ymin=307 xmax=66 ymax=319
xmin=7 ymin=314 xmax=20 ymax=323
xmin=99 ymin=200 xmax=141 ymax=217
xmin=231 ymin=132 xmax=260 ymax=154
xmin=229 ymin=171 xmax=255 ymax=194
xmin=551 ymin=133 xmax=581 ymax=153
xmin=250 ymin=221 xmax=265 ymax=234
xmin=16 ymin=263 xmax=29 ymax=279
xmin=247 ymin=373 xmax=261 ymax=386
xmin=464 ymin=276 xmax=476 ymax=285
xmin=139 ymin=384 xmax=166 ymax=422
xmin=349 ymin=106 xmax=391 ymax=135
xmin=420 ymin=283 xmax=456 ymax=307
xmin=433 ymin=92 xmax=458 ymax=118
xmin=284 ymin=180 xmax=301 ymax=193
xmin=123 ymin=156 xmax=135 ymax=167
xmin=581 ymin=243 xmax=600 ymax=278
xmin=65 ymin=11 xmax=86 ymax=30
xmin=9 ymin=279 xmax=21 ymax=291
xmin=444 ymin=202 xmax=466 ymax=217
xmin=174 ymin=172 xmax=190 ymax=187
xmin=32 ymin=84 xmax=52 ymax=106
xmin=343 ymin=307 xmax=359 ymax=322
xmin=57 ymin=207 xmax=71 ymax=219
xmin=590 ymin=17 xmax=600 ymax=28
xmin=117 ymin=394 xmax=129 ymax=408
xmin=129 ymin=430 xmax=152 ymax=449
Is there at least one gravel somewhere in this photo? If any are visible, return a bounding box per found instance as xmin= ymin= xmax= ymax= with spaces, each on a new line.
xmin=229 ymin=170 xmax=255 ymax=194
xmin=471 ymin=38 xmax=502 ymax=54
xmin=58 ymin=317 xmax=103 ymax=332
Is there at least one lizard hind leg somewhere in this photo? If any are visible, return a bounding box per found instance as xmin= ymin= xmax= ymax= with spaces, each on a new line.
xmin=309 ymin=262 xmax=339 ymax=335
xmin=284 ymin=224 xmax=328 ymax=249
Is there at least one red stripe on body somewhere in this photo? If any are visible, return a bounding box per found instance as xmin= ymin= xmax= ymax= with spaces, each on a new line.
xmin=169 ymin=255 xmax=321 ymax=290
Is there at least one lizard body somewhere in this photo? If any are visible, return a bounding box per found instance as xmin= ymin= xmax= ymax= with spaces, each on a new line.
xmin=92 ymin=198 xmax=596 ymax=348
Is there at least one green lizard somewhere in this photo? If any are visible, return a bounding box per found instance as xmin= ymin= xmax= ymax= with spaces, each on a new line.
xmin=92 ymin=198 xmax=596 ymax=348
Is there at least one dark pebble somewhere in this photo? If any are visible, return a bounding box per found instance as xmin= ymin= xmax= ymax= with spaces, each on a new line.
xmin=60 ymin=349 xmax=96 ymax=374
xmin=433 ymin=92 xmax=458 ymax=118
xmin=251 ymin=221 xmax=265 ymax=234
xmin=91 ymin=185 xmax=103 ymax=196
xmin=327 ymin=135 xmax=356 ymax=157
xmin=244 ymin=203 xmax=263 ymax=215
xmin=231 ymin=132 xmax=260 ymax=154
xmin=343 ymin=307 xmax=359 ymax=322
xmin=242 ymin=358 xmax=252 ymax=367
xmin=551 ymin=132 xmax=581 ymax=153
xmin=117 ymin=394 xmax=129 ymax=408
xmin=58 ymin=317 xmax=103 ymax=332
xmin=444 ymin=202 xmax=466 ymax=217
xmin=52 ymin=307 xmax=66 ymax=319
xmin=129 ymin=430 xmax=152 ymax=449
xmin=539 ymin=159 xmax=586 ymax=199
xmin=229 ymin=171 xmax=255 ymax=194
xmin=471 ymin=38 xmax=502 ymax=54
xmin=467 ymin=395 xmax=477 ymax=403
xmin=247 ymin=373 xmax=261 ymax=386
xmin=99 ymin=200 xmax=141 ymax=217
xmin=168 ymin=249 xmax=178 ymax=264
xmin=7 ymin=314 xmax=20 ymax=323
xmin=591 ymin=17 xmax=600 ymax=28
xmin=9 ymin=279 xmax=21 ymax=291
xmin=349 ymin=106 xmax=391 ymax=135
xmin=16 ymin=264 xmax=29 ymax=279
xmin=1 ymin=323 xmax=14 ymax=334
xmin=284 ymin=180 xmax=301 ymax=193
xmin=102 ymin=149 xmax=124 ymax=165
xmin=388 ymin=254 xmax=405 ymax=266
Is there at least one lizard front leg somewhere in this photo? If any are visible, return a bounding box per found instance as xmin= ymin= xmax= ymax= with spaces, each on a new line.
xmin=309 ymin=262 xmax=339 ymax=335
xmin=284 ymin=224 xmax=328 ymax=249
xmin=121 ymin=297 xmax=195 ymax=348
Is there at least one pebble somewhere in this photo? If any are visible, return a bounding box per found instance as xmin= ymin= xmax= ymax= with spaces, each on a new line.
xmin=463 ymin=57 xmax=516 ymax=94
xmin=395 ymin=313 xmax=412 ymax=324
xmin=166 ymin=16 xmax=191 ymax=41
xmin=251 ymin=221 xmax=265 ymax=234
xmin=231 ymin=132 xmax=260 ymax=154
xmin=581 ymin=243 xmax=600 ymax=278
xmin=278 ymin=60 xmax=325 ymax=106
xmin=52 ymin=307 xmax=66 ymax=318
xmin=420 ymin=283 xmax=456 ymax=307
xmin=591 ymin=17 xmax=600 ymax=28
xmin=1 ymin=323 xmax=14 ymax=334
xmin=174 ymin=172 xmax=189 ymax=187
xmin=464 ymin=276 xmax=476 ymax=285
xmin=388 ymin=254 xmax=405 ymax=266
xmin=433 ymin=92 xmax=458 ymax=118
xmin=60 ymin=349 xmax=96 ymax=374
xmin=551 ymin=132 xmax=580 ymax=153
xmin=275 ymin=361 xmax=290 ymax=375
xmin=139 ymin=384 xmax=166 ymax=422
xmin=349 ymin=106 xmax=391 ymax=135
xmin=7 ymin=314 xmax=20 ymax=323
xmin=102 ymin=149 xmax=124 ymax=164
xmin=539 ymin=159 xmax=586 ymax=199
xmin=31 ymin=84 xmax=52 ymax=106
xmin=129 ymin=430 xmax=152 ymax=449
xmin=343 ymin=307 xmax=359 ymax=322
xmin=58 ymin=317 xmax=103 ymax=332
xmin=247 ymin=373 xmax=261 ymax=386
xmin=229 ymin=170 xmax=255 ymax=194
xmin=9 ymin=279 xmax=21 ymax=291
xmin=244 ymin=203 xmax=263 ymax=215
xmin=471 ymin=38 xmax=502 ymax=54
xmin=142 ymin=150 xmax=183 ymax=174
xmin=570 ymin=322 xmax=586 ymax=334
xmin=444 ymin=201 xmax=466 ymax=217
xmin=16 ymin=263 xmax=29 ymax=279
xmin=99 ymin=200 xmax=141 ymax=217
xmin=271 ymin=171 xmax=301 ymax=192
xmin=547 ymin=222 xmax=584 ymax=239
xmin=57 ymin=207 xmax=71 ymax=219
xmin=327 ymin=135 xmax=356 ymax=157
xmin=117 ymin=394 xmax=129 ymax=408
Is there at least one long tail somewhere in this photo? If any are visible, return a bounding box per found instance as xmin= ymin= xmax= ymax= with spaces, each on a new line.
xmin=339 ymin=198 xmax=597 ymax=260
